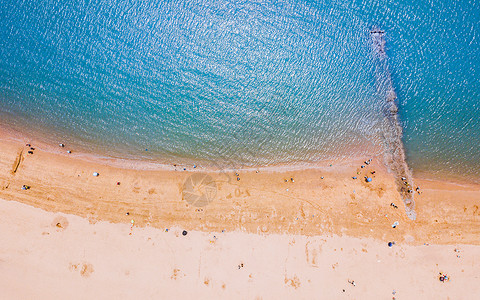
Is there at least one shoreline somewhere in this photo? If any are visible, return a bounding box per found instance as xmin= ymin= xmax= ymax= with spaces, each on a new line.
xmin=1 ymin=124 xmax=478 ymax=186
xmin=1 ymin=133 xmax=479 ymax=245
xmin=0 ymin=123 xmax=379 ymax=172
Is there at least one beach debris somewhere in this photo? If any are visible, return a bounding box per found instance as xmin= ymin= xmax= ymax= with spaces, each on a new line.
xmin=348 ymin=279 xmax=356 ymax=287
xmin=27 ymin=151 xmax=34 ymax=154
xmin=238 ymin=263 xmax=244 ymax=269
xmin=237 ymin=177 xmax=240 ymax=181
xmin=182 ymin=230 xmax=188 ymax=236
xmin=235 ymin=172 xmax=239 ymax=176
xmin=183 ymin=168 xmax=186 ymax=171
xmin=290 ymin=178 xmax=294 ymax=183
xmin=67 ymin=150 xmax=71 ymax=154
xmin=365 ymin=177 xmax=372 ymax=183
xmin=26 ymin=143 xmax=31 ymax=147
xmin=439 ymin=273 xmax=449 ymax=282
xmin=117 ymin=182 xmax=121 ymax=185
xmin=93 ymin=172 xmax=99 ymax=177
xmin=59 ymin=143 xmax=65 ymax=147
xmin=392 ymin=221 xmax=399 ymax=228
xmin=401 ymin=177 xmax=406 ymax=181
xmin=321 ymin=176 xmax=324 ymax=179
xmin=193 ymin=165 xmax=196 ymax=168
xmin=390 ymin=203 xmax=398 ymax=209
xmin=165 ymin=228 xmax=169 ymax=232
xmin=125 ymin=212 xmax=129 ymax=216
xmin=145 ymin=149 xmax=148 ymax=151
xmin=286 ymin=189 xmax=289 ymax=192
xmin=361 ymin=165 xmax=365 ymax=168
xmin=352 ymin=176 xmax=357 ymax=179
xmin=388 ymin=241 xmax=395 ymax=247
xmin=21 ymin=185 xmax=30 ymax=190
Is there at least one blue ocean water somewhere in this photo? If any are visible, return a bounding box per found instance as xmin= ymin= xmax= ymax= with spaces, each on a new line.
xmin=0 ymin=0 xmax=479 ymax=181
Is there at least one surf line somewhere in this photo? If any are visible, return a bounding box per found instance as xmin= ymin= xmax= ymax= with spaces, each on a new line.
xmin=371 ymin=28 xmax=416 ymax=220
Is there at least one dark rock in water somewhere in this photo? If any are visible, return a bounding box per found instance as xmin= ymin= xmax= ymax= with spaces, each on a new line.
xmin=371 ymin=28 xmax=386 ymax=55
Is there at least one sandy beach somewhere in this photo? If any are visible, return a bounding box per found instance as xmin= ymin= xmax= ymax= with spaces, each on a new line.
xmin=1 ymin=133 xmax=480 ymax=298
xmin=1 ymin=198 xmax=480 ymax=299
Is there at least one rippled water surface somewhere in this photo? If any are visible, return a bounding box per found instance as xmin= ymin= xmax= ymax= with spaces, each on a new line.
xmin=0 ymin=0 xmax=479 ymax=181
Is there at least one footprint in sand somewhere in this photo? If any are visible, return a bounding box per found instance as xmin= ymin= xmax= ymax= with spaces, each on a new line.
xmin=171 ymin=268 xmax=185 ymax=280
xmin=284 ymin=275 xmax=301 ymax=289
xmin=69 ymin=262 xmax=94 ymax=277
xmin=203 ymin=277 xmax=210 ymax=286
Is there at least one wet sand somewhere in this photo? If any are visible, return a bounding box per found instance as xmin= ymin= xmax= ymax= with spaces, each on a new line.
xmin=1 ymin=133 xmax=480 ymax=298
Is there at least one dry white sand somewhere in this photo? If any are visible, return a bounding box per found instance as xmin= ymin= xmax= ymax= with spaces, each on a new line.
xmin=1 ymin=198 xmax=479 ymax=299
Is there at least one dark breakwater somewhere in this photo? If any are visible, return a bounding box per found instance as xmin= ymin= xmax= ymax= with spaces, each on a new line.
xmin=371 ymin=29 xmax=416 ymax=220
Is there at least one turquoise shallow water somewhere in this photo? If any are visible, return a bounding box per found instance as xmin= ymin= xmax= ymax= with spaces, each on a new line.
xmin=0 ymin=0 xmax=479 ymax=181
